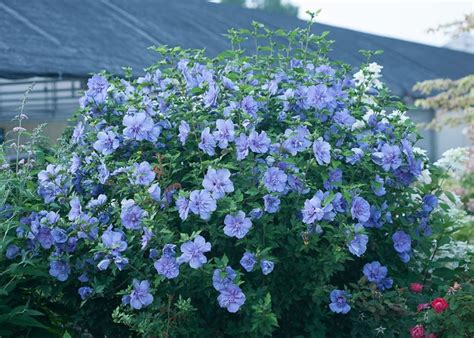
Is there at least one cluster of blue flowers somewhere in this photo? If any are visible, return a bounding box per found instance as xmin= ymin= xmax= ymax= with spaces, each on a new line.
xmin=5 ymin=32 xmax=440 ymax=321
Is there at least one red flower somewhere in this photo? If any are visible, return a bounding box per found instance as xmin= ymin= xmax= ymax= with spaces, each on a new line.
xmin=431 ymin=297 xmax=449 ymax=313
xmin=410 ymin=283 xmax=423 ymax=293
xmin=410 ymin=325 xmax=425 ymax=338
xmin=417 ymin=303 xmax=430 ymax=312
xmin=427 ymin=334 xmax=437 ymax=338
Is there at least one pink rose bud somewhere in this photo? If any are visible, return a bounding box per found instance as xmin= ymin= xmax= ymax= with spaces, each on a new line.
xmin=431 ymin=297 xmax=449 ymax=313
xmin=417 ymin=303 xmax=430 ymax=312
xmin=410 ymin=283 xmax=423 ymax=293
xmin=410 ymin=325 xmax=425 ymax=338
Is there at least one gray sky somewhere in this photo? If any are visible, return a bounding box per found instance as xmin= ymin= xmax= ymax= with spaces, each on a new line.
xmin=290 ymin=0 xmax=473 ymax=47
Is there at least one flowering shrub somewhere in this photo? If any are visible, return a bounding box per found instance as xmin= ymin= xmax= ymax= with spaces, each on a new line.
xmin=2 ymin=21 xmax=472 ymax=336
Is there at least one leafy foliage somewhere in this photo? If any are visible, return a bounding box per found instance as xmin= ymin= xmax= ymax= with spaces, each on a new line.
xmin=1 ymin=19 xmax=472 ymax=337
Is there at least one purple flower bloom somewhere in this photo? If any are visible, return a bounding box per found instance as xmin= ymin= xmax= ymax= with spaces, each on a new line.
xmin=312 ymin=137 xmax=331 ymax=165
xmin=72 ymin=122 xmax=85 ymax=144
xmin=241 ymin=95 xmax=258 ymax=118
xmin=87 ymin=194 xmax=107 ymax=209
xmin=6 ymin=244 xmax=20 ymax=259
xmin=351 ymin=197 xmax=371 ymax=223
xmin=176 ymin=196 xmax=190 ymax=221
xmin=78 ymin=286 xmax=93 ymax=300
xmin=121 ymin=199 xmax=147 ymax=230
xmin=84 ymin=74 xmax=108 ymax=105
xmin=235 ymin=133 xmax=250 ymax=160
xmin=141 ymin=227 xmax=154 ymax=250
xmin=333 ymin=110 xmax=355 ymax=128
xmin=128 ymin=280 xmax=154 ymax=310
xmin=212 ymin=266 xmax=237 ymax=291
xmin=178 ymin=120 xmax=190 ymax=145
xmin=392 ymin=230 xmax=411 ymax=253
xmin=392 ymin=230 xmax=411 ymax=263
xmin=36 ymin=227 xmax=54 ymax=249
xmin=240 ymin=252 xmax=257 ymax=272
xmin=372 ymin=144 xmax=402 ymax=171
xmin=123 ymin=112 xmax=158 ymax=141
xmin=217 ymin=284 xmax=246 ymax=313
xmin=162 ymin=244 xmax=177 ymax=257
xmin=248 ymin=130 xmax=271 ymax=154
xmin=263 ymin=167 xmax=287 ymax=193
xmin=102 ymin=228 xmax=128 ymax=252
xmin=198 ymin=127 xmax=217 ymax=156
xmin=363 ymin=261 xmax=388 ymax=283
xmin=98 ymin=162 xmax=109 ymax=184
xmin=154 ymin=254 xmax=180 ymax=279
xmin=346 ymin=147 xmax=364 ymax=165
xmin=203 ymin=83 xmax=219 ymax=107
xmin=202 ymin=168 xmax=234 ymax=199
xmin=324 ymin=168 xmax=343 ymax=190
xmin=213 ymin=119 xmax=235 ymax=149
xmin=249 ymin=208 xmax=263 ymax=220
xmin=260 ymin=260 xmax=275 ymax=275
xmin=189 ymin=190 xmax=217 ymax=220
xmin=51 ymin=228 xmax=68 ymax=244
xmin=377 ymin=277 xmax=393 ymax=291
xmin=263 ymin=194 xmax=280 ymax=213
xmin=49 ymin=260 xmax=70 ymax=282
xmin=93 ymin=130 xmax=119 ymax=155
xmin=282 ymin=126 xmax=311 ymax=155
xmin=148 ymin=183 xmax=161 ymax=201
xmin=306 ymin=84 xmax=332 ymax=109
xmin=178 ymin=235 xmax=211 ymax=269
xmin=223 ymin=211 xmax=253 ymax=239
xmin=347 ymin=233 xmax=368 ymax=257
xmin=422 ymin=194 xmax=438 ymax=213
xmin=97 ymin=259 xmax=111 ymax=270
xmin=301 ymin=195 xmax=333 ymax=224
xmin=131 ymin=161 xmax=156 ymax=186
xmin=329 ymin=289 xmax=351 ymax=314
xmin=68 ymin=197 xmax=82 ymax=221
xmin=371 ymin=175 xmax=386 ymax=196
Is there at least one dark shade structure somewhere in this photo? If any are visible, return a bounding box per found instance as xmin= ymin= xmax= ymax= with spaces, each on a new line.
xmin=1 ymin=0 xmax=474 ymax=97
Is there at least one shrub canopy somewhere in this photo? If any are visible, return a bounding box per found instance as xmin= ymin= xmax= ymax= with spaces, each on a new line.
xmin=3 ymin=22 xmax=459 ymax=336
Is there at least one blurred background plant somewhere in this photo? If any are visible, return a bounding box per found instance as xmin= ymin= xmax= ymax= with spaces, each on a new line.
xmin=0 ymin=86 xmax=62 ymax=336
xmin=413 ymin=12 xmax=474 ymax=241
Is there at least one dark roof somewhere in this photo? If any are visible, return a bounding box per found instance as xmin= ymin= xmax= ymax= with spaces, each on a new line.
xmin=1 ymin=0 xmax=473 ymax=96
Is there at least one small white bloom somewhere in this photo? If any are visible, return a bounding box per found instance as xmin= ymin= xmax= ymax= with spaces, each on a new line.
xmin=12 ymin=127 xmax=27 ymax=133
xmin=353 ymin=70 xmax=365 ymax=86
xmin=413 ymin=147 xmax=427 ymax=157
xmin=418 ymin=169 xmax=432 ymax=184
xmin=362 ymin=109 xmax=375 ymax=122
xmin=351 ymin=120 xmax=365 ymax=131
xmin=367 ymin=62 xmax=383 ymax=75
xmin=434 ymin=147 xmax=469 ymax=178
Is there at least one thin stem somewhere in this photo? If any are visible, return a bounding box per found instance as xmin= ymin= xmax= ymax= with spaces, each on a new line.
xmin=14 ymin=83 xmax=35 ymax=173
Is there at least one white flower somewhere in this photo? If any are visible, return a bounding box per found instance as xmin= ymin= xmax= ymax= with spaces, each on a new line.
xmin=362 ymin=109 xmax=375 ymax=122
xmin=12 ymin=127 xmax=27 ymax=133
xmin=434 ymin=147 xmax=469 ymax=178
xmin=373 ymin=78 xmax=383 ymax=89
xmin=389 ymin=109 xmax=409 ymax=122
xmin=418 ymin=169 xmax=432 ymax=184
xmin=353 ymin=70 xmax=365 ymax=86
xmin=351 ymin=120 xmax=365 ymax=131
xmin=413 ymin=147 xmax=427 ymax=157
xmin=367 ymin=62 xmax=383 ymax=76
